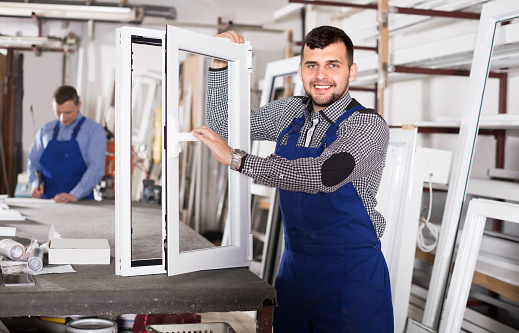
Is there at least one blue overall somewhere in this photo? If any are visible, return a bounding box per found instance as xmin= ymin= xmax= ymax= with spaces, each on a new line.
xmin=273 ymin=105 xmax=393 ymax=332
xmin=39 ymin=118 xmax=94 ymax=200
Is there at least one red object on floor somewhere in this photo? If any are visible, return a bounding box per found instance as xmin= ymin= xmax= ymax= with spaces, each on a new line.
xmin=133 ymin=313 xmax=201 ymax=333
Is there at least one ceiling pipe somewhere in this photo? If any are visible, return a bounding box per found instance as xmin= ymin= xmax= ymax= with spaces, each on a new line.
xmin=288 ymin=0 xmax=480 ymax=19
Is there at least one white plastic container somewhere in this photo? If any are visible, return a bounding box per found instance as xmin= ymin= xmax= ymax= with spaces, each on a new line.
xmin=116 ymin=314 xmax=136 ymax=330
xmin=66 ymin=318 xmax=118 ymax=333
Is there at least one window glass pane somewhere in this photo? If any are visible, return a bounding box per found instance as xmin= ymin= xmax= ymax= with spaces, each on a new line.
xmin=130 ymin=41 xmax=163 ymax=261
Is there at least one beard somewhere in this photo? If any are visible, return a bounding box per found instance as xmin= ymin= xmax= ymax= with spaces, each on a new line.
xmin=305 ymin=81 xmax=350 ymax=109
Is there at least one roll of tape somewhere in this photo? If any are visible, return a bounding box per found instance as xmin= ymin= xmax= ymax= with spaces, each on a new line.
xmin=28 ymin=247 xmax=44 ymax=272
xmin=0 ymin=239 xmax=25 ymax=260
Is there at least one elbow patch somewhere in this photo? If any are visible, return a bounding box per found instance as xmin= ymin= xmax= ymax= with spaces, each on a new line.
xmin=321 ymin=152 xmax=355 ymax=187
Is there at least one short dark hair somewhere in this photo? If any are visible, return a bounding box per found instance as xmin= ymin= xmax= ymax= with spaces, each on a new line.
xmin=301 ymin=26 xmax=354 ymax=66
xmin=53 ymin=85 xmax=80 ymax=105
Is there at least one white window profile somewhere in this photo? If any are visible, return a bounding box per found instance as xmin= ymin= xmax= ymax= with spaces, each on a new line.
xmin=439 ymin=199 xmax=519 ymax=333
xmin=164 ymin=26 xmax=252 ymax=276
xmin=115 ymin=25 xmax=252 ymax=277
xmin=115 ymin=26 xmax=166 ymax=277
xmin=422 ymin=0 xmax=519 ymax=327
xmin=259 ymin=55 xmax=302 ymax=107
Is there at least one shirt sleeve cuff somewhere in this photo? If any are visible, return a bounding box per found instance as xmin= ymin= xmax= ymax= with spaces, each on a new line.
xmin=238 ymin=154 xmax=248 ymax=173
xmin=208 ymin=67 xmax=228 ymax=87
xmin=209 ymin=66 xmax=228 ymax=72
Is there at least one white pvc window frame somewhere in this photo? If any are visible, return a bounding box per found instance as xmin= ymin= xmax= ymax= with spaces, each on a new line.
xmin=439 ymin=199 xmax=519 ymax=333
xmin=165 ymin=26 xmax=252 ymax=276
xmin=115 ymin=26 xmax=166 ymax=276
xmin=423 ymin=0 xmax=519 ymax=327
xmin=259 ymin=55 xmax=303 ymax=107
xmin=377 ymin=128 xmax=423 ymax=333
xmin=115 ymin=25 xmax=252 ymax=277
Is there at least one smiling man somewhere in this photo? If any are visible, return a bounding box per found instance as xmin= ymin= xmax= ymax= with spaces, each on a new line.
xmin=27 ymin=85 xmax=106 ymax=203
xmin=193 ymin=26 xmax=393 ymax=332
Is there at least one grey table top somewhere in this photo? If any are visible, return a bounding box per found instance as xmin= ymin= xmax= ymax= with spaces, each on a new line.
xmin=0 ymin=199 xmax=275 ymax=317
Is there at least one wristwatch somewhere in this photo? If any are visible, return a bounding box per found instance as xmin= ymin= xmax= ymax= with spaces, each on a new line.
xmin=230 ymin=148 xmax=248 ymax=171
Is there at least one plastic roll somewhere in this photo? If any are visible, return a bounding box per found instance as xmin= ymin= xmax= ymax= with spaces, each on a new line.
xmin=27 ymin=247 xmax=44 ymax=272
xmin=0 ymin=239 xmax=25 ymax=260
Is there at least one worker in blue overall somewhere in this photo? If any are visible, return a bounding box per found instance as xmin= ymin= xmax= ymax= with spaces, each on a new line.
xmin=27 ymin=85 xmax=106 ymax=203
xmin=193 ymin=26 xmax=393 ymax=332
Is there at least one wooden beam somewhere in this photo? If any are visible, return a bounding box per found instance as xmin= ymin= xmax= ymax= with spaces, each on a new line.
xmin=416 ymin=248 xmax=519 ymax=304
xmin=284 ymin=30 xmax=294 ymax=98
xmin=377 ymin=0 xmax=388 ymax=118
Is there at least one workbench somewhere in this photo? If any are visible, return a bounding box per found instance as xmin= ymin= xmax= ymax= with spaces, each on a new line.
xmin=0 ymin=199 xmax=276 ymax=332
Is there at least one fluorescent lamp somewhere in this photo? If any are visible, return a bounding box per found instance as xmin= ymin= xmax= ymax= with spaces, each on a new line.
xmin=0 ymin=2 xmax=144 ymax=23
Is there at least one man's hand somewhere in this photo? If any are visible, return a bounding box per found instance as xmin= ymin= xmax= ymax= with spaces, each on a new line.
xmin=212 ymin=30 xmax=246 ymax=69
xmin=52 ymin=193 xmax=78 ymax=203
xmin=31 ymin=186 xmax=44 ymax=198
xmin=192 ymin=125 xmax=232 ymax=166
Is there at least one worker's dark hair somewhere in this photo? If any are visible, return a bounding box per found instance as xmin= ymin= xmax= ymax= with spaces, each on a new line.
xmin=301 ymin=25 xmax=354 ymax=66
xmin=53 ymin=85 xmax=80 ymax=105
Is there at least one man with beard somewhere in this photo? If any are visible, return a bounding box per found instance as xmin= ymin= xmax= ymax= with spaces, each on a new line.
xmin=193 ymin=26 xmax=393 ymax=332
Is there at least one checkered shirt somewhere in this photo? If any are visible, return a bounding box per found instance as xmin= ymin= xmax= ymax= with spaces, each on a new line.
xmin=206 ymin=68 xmax=389 ymax=239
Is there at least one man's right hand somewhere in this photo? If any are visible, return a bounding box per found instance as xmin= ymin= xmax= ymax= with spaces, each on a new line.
xmin=31 ymin=185 xmax=44 ymax=198
xmin=211 ymin=30 xmax=246 ymax=69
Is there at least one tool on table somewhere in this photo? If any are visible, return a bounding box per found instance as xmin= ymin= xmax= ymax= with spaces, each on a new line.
xmin=36 ymin=170 xmax=44 ymax=192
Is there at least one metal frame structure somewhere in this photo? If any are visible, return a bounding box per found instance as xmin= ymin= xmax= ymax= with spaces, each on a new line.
xmin=115 ymin=25 xmax=253 ymax=277
xmin=439 ymin=199 xmax=519 ymax=333
xmin=288 ymin=0 xmax=480 ymax=20
xmin=422 ymin=0 xmax=519 ymax=329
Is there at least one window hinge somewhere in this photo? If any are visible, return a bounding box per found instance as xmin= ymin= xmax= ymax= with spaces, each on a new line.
xmin=247 ymin=43 xmax=253 ymax=73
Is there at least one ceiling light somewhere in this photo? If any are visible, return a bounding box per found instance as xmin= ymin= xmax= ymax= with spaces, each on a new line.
xmin=0 ymin=2 xmax=145 ymax=23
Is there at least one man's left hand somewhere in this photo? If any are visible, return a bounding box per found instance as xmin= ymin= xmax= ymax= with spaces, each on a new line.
xmin=52 ymin=193 xmax=78 ymax=203
xmin=192 ymin=125 xmax=232 ymax=166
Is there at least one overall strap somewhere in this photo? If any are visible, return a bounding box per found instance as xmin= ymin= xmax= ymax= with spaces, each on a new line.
xmin=72 ymin=117 xmax=87 ymax=138
xmin=319 ymin=104 xmax=365 ymax=148
xmin=52 ymin=120 xmax=60 ymax=139
xmin=276 ymin=114 xmax=305 ymax=152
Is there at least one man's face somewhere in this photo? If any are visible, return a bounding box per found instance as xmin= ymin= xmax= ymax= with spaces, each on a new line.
xmin=53 ymin=100 xmax=80 ymax=126
xmin=298 ymin=42 xmax=357 ymax=113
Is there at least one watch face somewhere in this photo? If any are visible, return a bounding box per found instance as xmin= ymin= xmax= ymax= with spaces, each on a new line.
xmin=232 ymin=149 xmax=247 ymax=156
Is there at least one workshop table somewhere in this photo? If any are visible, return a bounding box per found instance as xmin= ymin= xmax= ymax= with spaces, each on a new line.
xmin=0 ymin=199 xmax=275 ymax=332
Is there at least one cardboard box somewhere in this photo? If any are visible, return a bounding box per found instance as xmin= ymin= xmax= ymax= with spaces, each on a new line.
xmin=48 ymin=239 xmax=110 ymax=265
